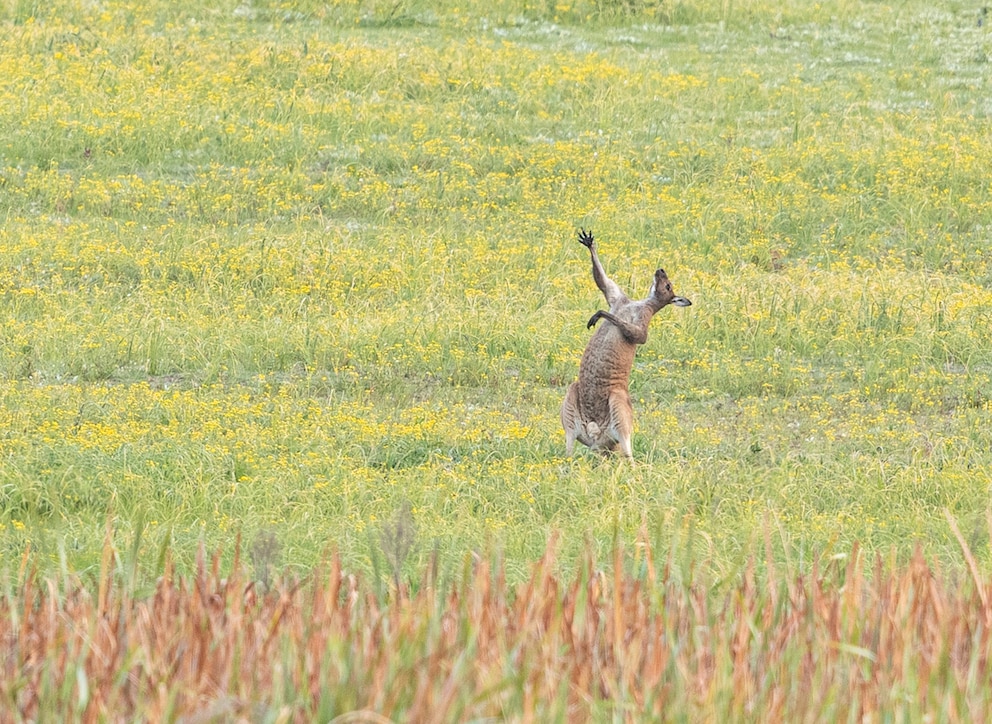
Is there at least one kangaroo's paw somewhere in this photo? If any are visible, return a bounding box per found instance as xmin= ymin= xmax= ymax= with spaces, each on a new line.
xmin=577 ymin=228 xmax=594 ymax=248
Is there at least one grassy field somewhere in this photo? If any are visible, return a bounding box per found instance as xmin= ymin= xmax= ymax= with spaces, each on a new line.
xmin=2 ymin=0 xmax=992 ymax=587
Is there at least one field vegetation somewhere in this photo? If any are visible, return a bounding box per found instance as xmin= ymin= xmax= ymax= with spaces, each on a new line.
xmin=1 ymin=0 xmax=992 ymax=716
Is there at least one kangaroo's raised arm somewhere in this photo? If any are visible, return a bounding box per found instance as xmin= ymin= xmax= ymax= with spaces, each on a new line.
xmin=577 ymin=228 xmax=625 ymax=308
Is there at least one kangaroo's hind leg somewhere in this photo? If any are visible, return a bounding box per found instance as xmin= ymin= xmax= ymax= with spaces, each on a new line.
xmin=608 ymin=388 xmax=635 ymax=459
xmin=561 ymin=382 xmax=581 ymax=456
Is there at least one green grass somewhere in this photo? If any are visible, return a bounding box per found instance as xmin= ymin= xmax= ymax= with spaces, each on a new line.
xmin=1 ymin=0 xmax=991 ymax=583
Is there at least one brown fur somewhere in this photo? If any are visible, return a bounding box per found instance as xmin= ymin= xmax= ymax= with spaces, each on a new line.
xmin=561 ymin=229 xmax=691 ymax=458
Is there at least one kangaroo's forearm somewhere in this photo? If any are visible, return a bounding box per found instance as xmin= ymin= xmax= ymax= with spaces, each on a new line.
xmin=578 ymin=228 xmax=622 ymax=306
xmin=589 ymin=247 xmax=613 ymax=298
xmin=587 ymin=310 xmax=648 ymax=345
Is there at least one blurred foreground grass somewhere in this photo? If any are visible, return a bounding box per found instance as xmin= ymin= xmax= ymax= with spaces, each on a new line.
xmin=1 ymin=0 xmax=991 ymax=579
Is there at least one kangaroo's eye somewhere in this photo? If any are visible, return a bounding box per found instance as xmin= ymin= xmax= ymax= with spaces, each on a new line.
xmin=666 ymin=283 xmax=672 ymax=291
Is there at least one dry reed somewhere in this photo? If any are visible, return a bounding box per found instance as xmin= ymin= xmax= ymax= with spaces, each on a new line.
xmin=3 ymin=527 xmax=992 ymax=722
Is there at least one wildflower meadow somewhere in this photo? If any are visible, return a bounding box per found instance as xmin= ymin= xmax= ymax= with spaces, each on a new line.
xmin=2 ymin=0 xmax=992 ymax=718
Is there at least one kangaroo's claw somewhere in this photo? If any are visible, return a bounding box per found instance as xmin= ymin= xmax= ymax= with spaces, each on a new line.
xmin=577 ymin=228 xmax=594 ymax=248
xmin=587 ymin=310 xmax=603 ymax=329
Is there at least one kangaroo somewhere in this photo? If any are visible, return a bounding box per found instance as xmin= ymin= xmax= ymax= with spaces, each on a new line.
xmin=561 ymin=229 xmax=691 ymax=459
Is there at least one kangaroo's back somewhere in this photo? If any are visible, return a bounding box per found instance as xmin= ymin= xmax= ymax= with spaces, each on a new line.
xmin=574 ymin=323 xmax=636 ymax=425
xmin=577 ymin=307 xmax=643 ymax=391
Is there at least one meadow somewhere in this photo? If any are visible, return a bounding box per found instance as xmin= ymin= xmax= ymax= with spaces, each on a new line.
xmin=3 ymin=0 xmax=992 ymax=717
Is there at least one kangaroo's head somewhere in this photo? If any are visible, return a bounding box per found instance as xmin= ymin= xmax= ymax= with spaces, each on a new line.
xmin=649 ymin=269 xmax=692 ymax=308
